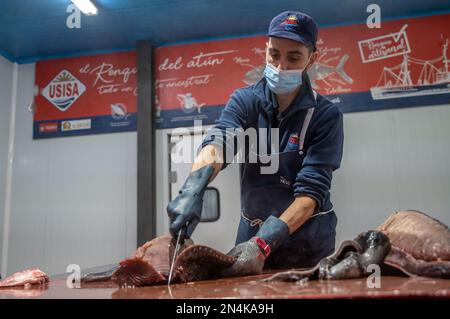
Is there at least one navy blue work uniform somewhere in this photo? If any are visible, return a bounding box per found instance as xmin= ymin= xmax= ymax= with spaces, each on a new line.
xmin=202 ymin=74 xmax=344 ymax=269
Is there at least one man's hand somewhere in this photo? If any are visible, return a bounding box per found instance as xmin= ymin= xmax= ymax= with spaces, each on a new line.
xmin=221 ymin=238 xmax=267 ymax=277
xmin=222 ymin=216 xmax=290 ymax=277
xmin=167 ymin=165 xmax=214 ymax=238
xmin=167 ymin=188 xmax=203 ymax=239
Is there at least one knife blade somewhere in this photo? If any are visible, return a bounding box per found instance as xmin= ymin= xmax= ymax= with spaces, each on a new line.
xmin=167 ymin=226 xmax=186 ymax=285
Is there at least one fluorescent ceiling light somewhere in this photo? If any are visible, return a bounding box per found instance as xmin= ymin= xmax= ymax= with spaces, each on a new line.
xmin=71 ymin=0 xmax=98 ymax=16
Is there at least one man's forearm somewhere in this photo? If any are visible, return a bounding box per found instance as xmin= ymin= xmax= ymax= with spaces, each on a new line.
xmin=191 ymin=144 xmax=224 ymax=182
xmin=279 ymin=196 xmax=316 ymax=234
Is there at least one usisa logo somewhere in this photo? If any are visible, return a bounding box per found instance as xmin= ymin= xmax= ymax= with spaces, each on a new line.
xmin=42 ymin=70 xmax=86 ymax=112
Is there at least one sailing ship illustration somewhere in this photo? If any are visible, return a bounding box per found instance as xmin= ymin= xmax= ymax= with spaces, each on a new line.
xmin=370 ymin=38 xmax=450 ymax=100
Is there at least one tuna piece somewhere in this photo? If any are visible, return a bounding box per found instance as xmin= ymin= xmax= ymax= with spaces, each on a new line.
xmin=377 ymin=210 xmax=450 ymax=278
xmin=111 ymin=234 xmax=192 ymax=286
xmin=82 ymin=234 xmax=236 ymax=287
xmin=0 ymin=268 xmax=49 ymax=288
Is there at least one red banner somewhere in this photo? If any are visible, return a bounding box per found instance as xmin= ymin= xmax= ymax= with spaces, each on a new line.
xmin=34 ymin=51 xmax=137 ymax=138
xmin=154 ymin=14 xmax=450 ymax=128
xmin=33 ymin=14 xmax=450 ymax=133
xmin=155 ymin=37 xmax=267 ymax=112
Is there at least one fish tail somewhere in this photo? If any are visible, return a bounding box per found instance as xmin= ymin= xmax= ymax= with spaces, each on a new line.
xmin=335 ymin=54 xmax=354 ymax=84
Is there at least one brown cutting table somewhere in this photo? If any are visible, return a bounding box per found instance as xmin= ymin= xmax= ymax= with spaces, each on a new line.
xmin=0 ymin=273 xmax=449 ymax=299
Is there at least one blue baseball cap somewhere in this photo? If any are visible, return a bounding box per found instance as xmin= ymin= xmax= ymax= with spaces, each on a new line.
xmin=268 ymin=11 xmax=318 ymax=51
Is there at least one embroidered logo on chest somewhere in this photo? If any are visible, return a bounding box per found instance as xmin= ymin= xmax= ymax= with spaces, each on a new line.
xmin=287 ymin=134 xmax=300 ymax=150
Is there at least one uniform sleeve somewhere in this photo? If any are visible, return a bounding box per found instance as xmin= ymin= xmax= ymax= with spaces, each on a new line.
xmin=293 ymin=105 xmax=344 ymax=211
xmin=201 ymin=90 xmax=249 ymax=169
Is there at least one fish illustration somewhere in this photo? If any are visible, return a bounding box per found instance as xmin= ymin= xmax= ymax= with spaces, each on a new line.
xmin=243 ymin=65 xmax=265 ymax=85
xmin=308 ymin=54 xmax=353 ymax=89
xmin=241 ymin=54 xmax=353 ymax=90
xmin=111 ymin=103 xmax=129 ymax=120
xmin=177 ymin=93 xmax=205 ymax=114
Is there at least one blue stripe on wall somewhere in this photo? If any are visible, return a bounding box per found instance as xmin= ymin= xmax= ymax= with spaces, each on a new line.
xmin=33 ymin=113 xmax=137 ymax=139
xmin=155 ymin=91 xmax=450 ymax=129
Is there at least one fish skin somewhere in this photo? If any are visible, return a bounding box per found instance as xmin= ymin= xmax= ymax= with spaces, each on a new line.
xmin=82 ymin=265 xmax=120 ymax=283
xmin=377 ymin=210 xmax=450 ymax=262
xmin=377 ymin=210 xmax=450 ymax=278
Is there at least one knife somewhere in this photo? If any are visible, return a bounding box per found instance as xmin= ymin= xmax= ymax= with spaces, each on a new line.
xmin=167 ymin=225 xmax=187 ymax=285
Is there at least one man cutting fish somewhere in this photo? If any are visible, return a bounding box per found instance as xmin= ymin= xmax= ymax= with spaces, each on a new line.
xmin=167 ymin=11 xmax=344 ymax=276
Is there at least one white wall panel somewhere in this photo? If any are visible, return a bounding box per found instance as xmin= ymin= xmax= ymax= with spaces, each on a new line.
xmin=5 ymin=63 xmax=137 ymax=276
xmin=333 ymin=104 xmax=450 ymax=245
xmin=0 ymin=55 xmax=14 ymax=273
xmin=155 ymin=129 xmax=170 ymax=237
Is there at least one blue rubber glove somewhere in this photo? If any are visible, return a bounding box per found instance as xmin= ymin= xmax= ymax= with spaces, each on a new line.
xmin=222 ymin=216 xmax=290 ymax=276
xmin=167 ymin=165 xmax=214 ymax=239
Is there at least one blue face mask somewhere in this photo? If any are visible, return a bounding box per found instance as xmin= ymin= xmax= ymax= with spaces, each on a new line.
xmin=263 ymin=62 xmax=307 ymax=95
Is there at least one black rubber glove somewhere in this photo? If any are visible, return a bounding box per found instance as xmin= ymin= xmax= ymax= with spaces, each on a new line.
xmin=222 ymin=215 xmax=290 ymax=277
xmin=167 ymin=165 xmax=214 ymax=239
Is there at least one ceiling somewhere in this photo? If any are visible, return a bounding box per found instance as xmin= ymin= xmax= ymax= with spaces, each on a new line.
xmin=1 ymin=0 xmax=450 ymax=63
